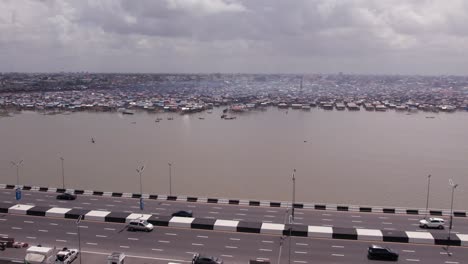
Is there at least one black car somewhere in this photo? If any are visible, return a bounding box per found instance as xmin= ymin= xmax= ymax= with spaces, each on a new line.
xmin=56 ymin=193 xmax=77 ymax=200
xmin=172 ymin=210 xmax=193 ymax=217
xmin=367 ymin=245 xmax=399 ymax=261
xmin=192 ymin=253 xmax=223 ymax=264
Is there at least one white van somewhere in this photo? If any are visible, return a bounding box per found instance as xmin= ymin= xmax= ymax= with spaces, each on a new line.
xmin=25 ymin=246 xmax=55 ymax=264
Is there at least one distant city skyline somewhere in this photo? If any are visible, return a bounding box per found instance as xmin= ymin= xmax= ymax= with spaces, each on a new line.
xmin=1 ymin=0 xmax=468 ymax=75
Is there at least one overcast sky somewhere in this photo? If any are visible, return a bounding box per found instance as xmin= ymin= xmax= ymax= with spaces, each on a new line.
xmin=1 ymin=0 xmax=467 ymax=75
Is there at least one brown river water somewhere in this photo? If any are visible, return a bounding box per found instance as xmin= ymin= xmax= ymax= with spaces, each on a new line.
xmin=1 ymin=108 xmax=467 ymax=209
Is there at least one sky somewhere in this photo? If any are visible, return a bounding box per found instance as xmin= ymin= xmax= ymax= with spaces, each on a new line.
xmin=1 ymin=0 xmax=468 ymax=75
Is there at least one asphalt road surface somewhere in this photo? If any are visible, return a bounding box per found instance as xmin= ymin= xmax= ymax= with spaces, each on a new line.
xmin=1 ymin=214 xmax=467 ymax=264
xmin=1 ymin=190 xmax=466 ymax=235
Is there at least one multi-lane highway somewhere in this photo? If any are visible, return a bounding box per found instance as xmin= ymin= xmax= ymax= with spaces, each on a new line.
xmin=1 ymin=214 xmax=467 ymax=264
xmin=1 ymin=190 xmax=467 ymax=234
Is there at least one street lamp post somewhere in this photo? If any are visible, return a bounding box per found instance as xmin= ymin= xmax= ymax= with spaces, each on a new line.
xmin=168 ymin=163 xmax=172 ymax=196
xmin=76 ymin=215 xmax=83 ymax=264
xmin=136 ymin=165 xmax=145 ymax=195
xmin=60 ymin=157 xmax=65 ymax=189
xmin=425 ymin=174 xmax=431 ymax=219
xmin=292 ymin=169 xmax=296 ymax=221
xmin=136 ymin=165 xmax=145 ymax=212
xmin=11 ymin=160 xmax=23 ymax=186
xmin=448 ymin=179 xmax=458 ymax=252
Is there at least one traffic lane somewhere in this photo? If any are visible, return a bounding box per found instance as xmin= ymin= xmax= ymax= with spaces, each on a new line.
xmin=0 ymin=214 xmax=278 ymax=263
xmin=2 ymin=215 xmax=468 ymax=264
xmin=2 ymin=190 xmax=467 ymax=234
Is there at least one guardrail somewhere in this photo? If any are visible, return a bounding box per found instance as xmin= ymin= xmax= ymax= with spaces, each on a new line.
xmin=1 ymin=183 xmax=466 ymax=217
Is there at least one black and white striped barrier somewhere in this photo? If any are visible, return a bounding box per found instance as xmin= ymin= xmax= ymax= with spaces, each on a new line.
xmin=1 ymin=184 xmax=466 ymax=217
xmin=1 ymin=203 xmax=467 ymax=247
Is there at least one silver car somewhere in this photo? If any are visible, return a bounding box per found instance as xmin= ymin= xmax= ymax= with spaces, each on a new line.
xmin=127 ymin=220 xmax=154 ymax=232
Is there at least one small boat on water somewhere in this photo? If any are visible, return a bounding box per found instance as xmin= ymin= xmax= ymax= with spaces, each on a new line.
xmin=122 ymin=110 xmax=134 ymax=115
xmin=224 ymin=116 xmax=236 ymax=120
xmin=221 ymin=114 xmax=227 ymax=119
xmin=199 ymin=117 xmax=205 ymax=120
xmin=167 ymin=117 xmax=174 ymax=120
xmin=425 ymin=116 xmax=435 ymax=119
xmin=223 ymin=108 xmax=228 ymax=113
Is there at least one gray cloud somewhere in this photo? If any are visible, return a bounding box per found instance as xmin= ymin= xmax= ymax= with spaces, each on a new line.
xmin=0 ymin=0 xmax=467 ymax=74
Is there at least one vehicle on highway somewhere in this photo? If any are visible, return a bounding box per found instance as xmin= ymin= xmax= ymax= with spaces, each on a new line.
xmin=107 ymin=252 xmax=126 ymax=264
xmin=127 ymin=219 xmax=154 ymax=232
xmin=56 ymin=193 xmax=77 ymax=200
xmin=367 ymin=245 xmax=399 ymax=261
xmin=55 ymin=247 xmax=79 ymax=264
xmin=172 ymin=210 xmax=193 ymax=217
xmin=192 ymin=253 xmax=223 ymax=264
xmin=419 ymin=217 xmax=445 ymax=229
xmin=24 ymin=245 xmax=55 ymax=264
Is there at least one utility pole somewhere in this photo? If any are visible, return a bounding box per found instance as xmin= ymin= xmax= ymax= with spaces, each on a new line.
xmin=11 ymin=160 xmax=23 ymax=186
xmin=60 ymin=157 xmax=65 ymax=189
xmin=292 ymin=169 xmax=296 ymax=221
xmin=447 ymin=179 xmax=458 ymax=255
xmin=425 ymin=174 xmax=431 ymax=219
xmin=168 ymin=162 xmax=172 ymax=196
xmin=136 ymin=165 xmax=145 ymax=212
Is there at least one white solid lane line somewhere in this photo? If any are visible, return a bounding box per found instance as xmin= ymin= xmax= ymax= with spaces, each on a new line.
xmin=96 ymin=235 xmax=107 ymax=238
xmin=225 ymin=246 xmax=238 ymax=249
xmin=192 ymin=243 xmax=204 ymax=246
xmin=332 ymin=254 xmax=344 ymax=257
xmin=86 ymin=242 xmax=98 ymax=246
xmin=402 ymin=250 xmax=415 ymax=253
xmin=332 ymin=245 xmax=344 ymax=248
xmin=259 ymin=249 xmax=272 ymax=252
xmin=221 ymin=255 xmax=233 ymax=258
xmin=262 ymin=240 xmax=274 ymax=243
xmin=296 ymin=243 xmax=308 ymax=246
xmin=104 ymin=228 xmax=116 ymax=231
xmin=158 ymin=240 xmax=170 ymax=243
xmin=294 ymin=251 xmax=307 ymax=254
xmin=197 ymin=235 xmax=208 ymax=238
xmin=165 ymin=233 xmax=177 ymax=236
xmin=406 ymin=259 xmax=420 ymax=262
xmin=66 ymin=232 xmax=77 ymax=235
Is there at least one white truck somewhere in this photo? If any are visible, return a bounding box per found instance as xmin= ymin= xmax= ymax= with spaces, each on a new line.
xmin=24 ymin=245 xmax=55 ymax=264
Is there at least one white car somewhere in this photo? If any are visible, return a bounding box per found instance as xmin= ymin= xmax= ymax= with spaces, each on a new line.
xmin=419 ymin=217 xmax=445 ymax=229
xmin=127 ymin=219 xmax=154 ymax=232
xmin=55 ymin=247 xmax=79 ymax=264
